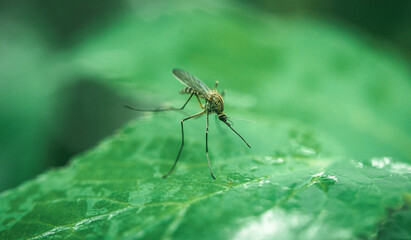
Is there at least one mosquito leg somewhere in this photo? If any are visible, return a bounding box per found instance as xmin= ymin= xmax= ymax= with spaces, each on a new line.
xmin=214 ymin=81 xmax=219 ymax=89
xmin=221 ymin=90 xmax=226 ymax=98
xmin=124 ymin=93 xmax=194 ymax=112
xmin=163 ymin=110 xmax=206 ymax=178
xmin=206 ymin=113 xmax=216 ymax=179
xmin=195 ymin=94 xmax=205 ymax=109
xmin=179 ymin=93 xmax=195 ymax=110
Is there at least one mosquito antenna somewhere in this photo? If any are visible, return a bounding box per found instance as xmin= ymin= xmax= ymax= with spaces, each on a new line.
xmin=228 ymin=117 xmax=254 ymax=124
xmin=222 ymin=120 xmax=251 ymax=148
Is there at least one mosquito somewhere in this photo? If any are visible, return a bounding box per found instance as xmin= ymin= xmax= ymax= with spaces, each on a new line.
xmin=125 ymin=69 xmax=251 ymax=179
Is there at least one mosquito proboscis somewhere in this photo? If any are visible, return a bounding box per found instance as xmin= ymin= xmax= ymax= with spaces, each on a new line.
xmin=125 ymin=68 xmax=251 ymax=179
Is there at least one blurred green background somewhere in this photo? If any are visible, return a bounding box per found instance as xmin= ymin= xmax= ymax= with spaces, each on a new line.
xmin=0 ymin=0 xmax=410 ymax=193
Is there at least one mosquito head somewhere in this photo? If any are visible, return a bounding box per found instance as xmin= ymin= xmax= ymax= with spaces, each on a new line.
xmin=218 ymin=113 xmax=228 ymax=122
xmin=218 ymin=114 xmax=234 ymax=125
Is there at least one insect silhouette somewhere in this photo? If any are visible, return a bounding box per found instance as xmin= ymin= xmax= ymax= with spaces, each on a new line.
xmin=125 ymin=69 xmax=251 ymax=179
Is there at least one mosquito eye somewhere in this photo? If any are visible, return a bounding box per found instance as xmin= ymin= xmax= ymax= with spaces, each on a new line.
xmin=218 ymin=115 xmax=227 ymax=121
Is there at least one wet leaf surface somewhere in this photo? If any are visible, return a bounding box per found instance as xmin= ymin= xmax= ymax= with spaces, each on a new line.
xmin=1 ymin=113 xmax=410 ymax=239
xmin=1 ymin=1 xmax=411 ymax=239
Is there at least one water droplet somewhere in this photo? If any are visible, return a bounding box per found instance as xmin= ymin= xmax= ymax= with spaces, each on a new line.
xmin=327 ymin=175 xmax=338 ymax=182
xmin=389 ymin=162 xmax=411 ymax=174
xmin=371 ymin=157 xmax=391 ymax=169
xmin=233 ymin=209 xmax=312 ymax=240
xmin=288 ymin=130 xmax=320 ymax=158
xmin=258 ymin=179 xmax=271 ymax=187
xmin=265 ymin=156 xmax=285 ymax=164
xmin=252 ymin=155 xmax=285 ymax=165
xmin=310 ymin=172 xmax=338 ymax=192
xmin=300 ymin=147 xmax=317 ymax=155
xmin=311 ymin=171 xmax=325 ymax=178
xmin=250 ymin=166 xmax=259 ymax=172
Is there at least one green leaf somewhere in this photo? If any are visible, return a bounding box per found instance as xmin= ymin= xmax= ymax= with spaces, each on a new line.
xmin=1 ymin=1 xmax=411 ymax=239
xmin=0 ymin=113 xmax=410 ymax=239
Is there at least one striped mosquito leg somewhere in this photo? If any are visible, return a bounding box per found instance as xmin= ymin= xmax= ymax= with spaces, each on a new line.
xmin=163 ymin=110 xmax=206 ymax=178
xmin=124 ymin=93 xmax=194 ymax=112
xmin=206 ymin=113 xmax=216 ymax=179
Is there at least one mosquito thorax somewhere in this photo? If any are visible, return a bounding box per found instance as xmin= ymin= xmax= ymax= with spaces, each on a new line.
xmin=206 ymin=90 xmax=224 ymax=114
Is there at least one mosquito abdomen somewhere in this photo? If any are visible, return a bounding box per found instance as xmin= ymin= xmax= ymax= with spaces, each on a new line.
xmin=180 ymin=87 xmax=203 ymax=97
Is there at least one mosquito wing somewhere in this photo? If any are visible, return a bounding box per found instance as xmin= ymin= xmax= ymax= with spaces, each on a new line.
xmin=172 ymin=69 xmax=211 ymax=98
